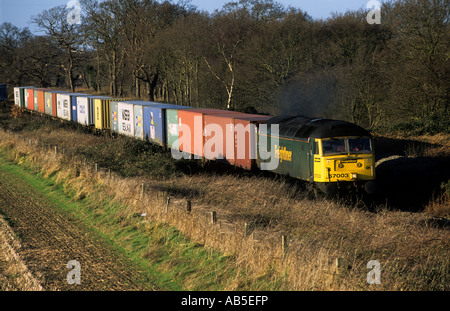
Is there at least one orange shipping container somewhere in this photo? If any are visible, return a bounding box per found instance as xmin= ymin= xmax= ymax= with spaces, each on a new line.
xmin=36 ymin=89 xmax=48 ymax=113
xmin=178 ymin=109 xmax=239 ymax=158
xmin=203 ymin=113 xmax=272 ymax=170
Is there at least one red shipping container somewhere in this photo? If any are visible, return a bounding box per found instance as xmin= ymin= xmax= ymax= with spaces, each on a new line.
xmin=178 ymin=109 xmax=239 ymax=157
xmin=26 ymin=89 xmax=34 ymax=110
xmin=203 ymin=113 xmax=245 ymax=163
xmin=233 ymin=114 xmax=272 ymax=170
xmin=203 ymin=113 xmax=271 ymax=170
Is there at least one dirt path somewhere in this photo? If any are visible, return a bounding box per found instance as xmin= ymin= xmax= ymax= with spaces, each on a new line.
xmin=0 ymin=161 xmax=157 ymax=291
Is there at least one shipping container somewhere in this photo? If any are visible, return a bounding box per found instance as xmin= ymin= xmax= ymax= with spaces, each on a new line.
xmin=117 ymin=101 xmax=135 ymax=136
xmin=44 ymin=90 xmax=58 ymax=116
xmin=27 ymin=88 xmax=35 ymax=110
xmin=178 ymin=109 xmax=241 ymax=157
xmin=56 ymin=91 xmax=68 ymax=117
xmin=232 ymin=114 xmax=272 ymax=170
xmin=69 ymin=93 xmax=89 ymax=123
xmin=201 ymin=113 xmax=269 ymax=167
xmin=132 ymin=101 xmax=150 ymax=140
xmin=0 ymin=84 xmax=7 ymax=101
xmin=57 ymin=92 xmax=74 ymax=120
xmin=166 ymin=108 xmax=181 ymax=151
xmin=95 ymin=98 xmax=109 ymax=130
xmin=13 ymin=87 xmax=22 ymax=107
xmin=35 ymin=88 xmax=49 ymax=113
xmin=142 ymin=104 xmax=162 ymax=143
xmin=203 ymin=113 xmax=244 ymax=163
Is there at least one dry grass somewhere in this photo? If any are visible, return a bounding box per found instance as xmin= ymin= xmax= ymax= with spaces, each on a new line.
xmin=0 ymin=130 xmax=449 ymax=291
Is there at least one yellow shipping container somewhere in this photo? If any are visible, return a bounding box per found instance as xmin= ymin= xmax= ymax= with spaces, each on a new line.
xmin=94 ymin=97 xmax=112 ymax=130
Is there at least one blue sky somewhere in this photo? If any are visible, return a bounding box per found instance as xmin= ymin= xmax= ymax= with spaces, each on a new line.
xmin=0 ymin=0 xmax=371 ymax=33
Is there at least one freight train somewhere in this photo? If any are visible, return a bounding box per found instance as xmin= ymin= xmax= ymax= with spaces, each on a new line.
xmin=13 ymin=86 xmax=377 ymax=195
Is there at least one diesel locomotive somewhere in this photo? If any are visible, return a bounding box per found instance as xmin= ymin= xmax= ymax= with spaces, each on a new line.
xmin=258 ymin=116 xmax=377 ymax=196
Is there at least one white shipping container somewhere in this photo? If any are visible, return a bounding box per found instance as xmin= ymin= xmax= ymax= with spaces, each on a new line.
xmin=56 ymin=93 xmax=72 ymax=121
xmin=118 ymin=102 xmax=135 ymax=137
xmin=56 ymin=93 xmax=64 ymax=119
xmin=60 ymin=93 xmax=72 ymax=121
xmin=14 ymin=87 xmax=20 ymax=106
xmin=77 ymin=96 xmax=94 ymax=126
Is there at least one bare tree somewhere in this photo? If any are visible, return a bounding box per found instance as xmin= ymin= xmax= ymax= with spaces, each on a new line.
xmin=33 ymin=6 xmax=84 ymax=92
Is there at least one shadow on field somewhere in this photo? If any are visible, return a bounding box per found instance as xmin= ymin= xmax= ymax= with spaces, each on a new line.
xmin=373 ymin=136 xmax=446 ymax=160
xmin=372 ymin=136 xmax=450 ymax=212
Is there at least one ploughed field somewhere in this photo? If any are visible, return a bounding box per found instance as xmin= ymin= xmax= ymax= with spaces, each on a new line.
xmin=0 ymin=158 xmax=155 ymax=291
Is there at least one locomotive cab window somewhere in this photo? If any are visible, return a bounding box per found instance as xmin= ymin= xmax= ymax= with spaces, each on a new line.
xmin=348 ymin=137 xmax=372 ymax=153
xmin=322 ymin=138 xmax=347 ymax=155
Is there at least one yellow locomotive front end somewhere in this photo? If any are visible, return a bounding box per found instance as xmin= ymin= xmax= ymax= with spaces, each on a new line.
xmin=313 ymin=136 xmax=377 ymax=195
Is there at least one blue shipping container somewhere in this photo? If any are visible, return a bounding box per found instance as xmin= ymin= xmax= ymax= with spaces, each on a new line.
xmin=0 ymin=84 xmax=7 ymax=101
xmin=143 ymin=105 xmax=164 ymax=146
xmin=142 ymin=103 xmax=192 ymax=148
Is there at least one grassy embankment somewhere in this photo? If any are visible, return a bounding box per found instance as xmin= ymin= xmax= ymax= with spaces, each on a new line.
xmin=0 ymin=146 xmax=275 ymax=290
xmin=0 ymin=103 xmax=449 ymax=290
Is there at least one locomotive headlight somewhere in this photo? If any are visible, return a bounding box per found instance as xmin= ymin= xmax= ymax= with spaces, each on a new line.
xmin=356 ymin=162 xmax=362 ymax=168
xmin=351 ymin=173 xmax=358 ymax=179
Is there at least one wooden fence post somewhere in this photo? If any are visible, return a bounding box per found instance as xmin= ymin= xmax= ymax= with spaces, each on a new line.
xmin=211 ymin=211 xmax=217 ymax=224
xmin=162 ymin=191 xmax=167 ymax=205
xmin=244 ymin=223 xmax=250 ymax=236
xmin=186 ymin=199 xmax=192 ymax=214
xmin=282 ymin=235 xmax=289 ymax=256
xmin=165 ymin=196 xmax=170 ymax=213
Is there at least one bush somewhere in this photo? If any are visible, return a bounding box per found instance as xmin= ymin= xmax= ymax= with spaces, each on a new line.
xmin=391 ymin=117 xmax=450 ymax=135
xmin=441 ymin=180 xmax=450 ymax=198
